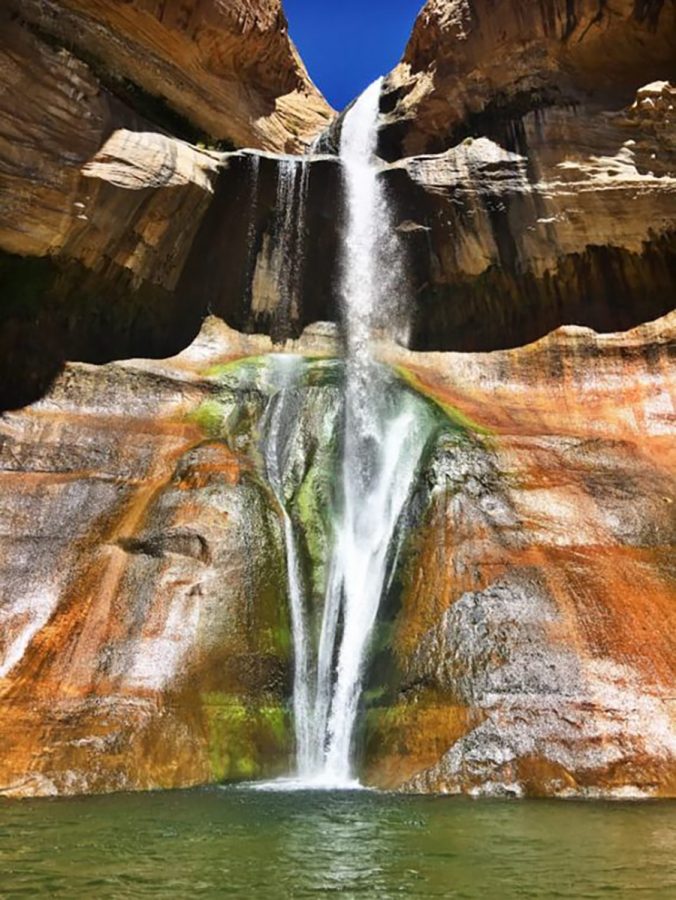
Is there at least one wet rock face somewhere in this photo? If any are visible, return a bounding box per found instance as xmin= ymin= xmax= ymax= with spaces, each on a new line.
xmin=0 ymin=1 xmax=674 ymax=802
xmin=0 ymin=6 xmax=333 ymax=410
xmin=179 ymin=153 xmax=344 ymax=342
xmin=1 ymin=316 xmax=674 ymax=799
xmin=2 ymin=1 xmax=672 ymax=411
xmin=0 ymin=323 xmax=349 ymax=797
xmin=386 ymin=100 xmax=676 ymax=350
xmin=0 ymin=328 xmax=298 ymax=796
xmin=362 ymin=315 xmax=676 ymax=797
xmin=178 ymin=87 xmax=676 ymax=355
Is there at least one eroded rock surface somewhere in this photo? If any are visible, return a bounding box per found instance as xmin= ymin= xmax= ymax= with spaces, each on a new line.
xmin=388 ymin=92 xmax=676 ymax=349
xmin=364 ymin=313 xmax=676 ymax=797
xmin=0 ymin=5 xmax=333 ymax=409
xmin=382 ymin=0 xmax=676 ymax=159
xmin=8 ymin=0 xmax=332 ymax=152
xmin=367 ymin=3 xmax=676 ymax=355
xmin=0 ymin=0 xmax=674 ymax=801
xmin=0 ymin=315 xmax=674 ymax=798
xmin=0 ymin=321 xmax=303 ymax=796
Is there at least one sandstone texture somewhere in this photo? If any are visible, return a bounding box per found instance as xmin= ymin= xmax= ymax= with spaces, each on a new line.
xmin=389 ymin=88 xmax=676 ymax=350
xmin=0 ymin=321 xmax=299 ymax=797
xmin=0 ymin=12 xmax=215 ymax=407
xmin=373 ymin=0 xmax=676 ymax=351
xmin=365 ymin=312 xmax=676 ymax=797
xmin=8 ymin=0 xmax=331 ymax=153
xmin=0 ymin=0 xmax=674 ymax=802
xmin=178 ymin=83 xmax=675 ymax=354
xmin=0 ymin=5 xmax=332 ymax=409
xmin=382 ymin=0 xmax=676 ymax=159
xmin=0 ymin=314 xmax=673 ymax=798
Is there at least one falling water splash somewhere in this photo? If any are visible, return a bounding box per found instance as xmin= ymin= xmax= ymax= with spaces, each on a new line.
xmin=262 ymin=355 xmax=314 ymax=775
xmin=272 ymin=158 xmax=310 ymax=335
xmin=312 ymin=79 xmax=434 ymax=785
xmin=257 ymin=80 xmax=435 ymax=789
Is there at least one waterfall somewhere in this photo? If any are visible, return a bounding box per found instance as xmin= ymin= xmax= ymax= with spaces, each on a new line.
xmin=248 ymin=154 xmax=311 ymax=337
xmin=262 ymin=355 xmax=314 ymax=775
xmin=259 ymin=79 xmax=435 ymax=788
xmin=273 ymin=159 xmax=310 ymax=326
xmin=312 ymin=79 xmax=432 ymax=784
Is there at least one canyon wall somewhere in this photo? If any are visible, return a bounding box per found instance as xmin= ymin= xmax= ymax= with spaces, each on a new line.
xmin=381 ymin=0 xmax=676 ymax=159
xmin=367 ymin=314 xmax=676 ymax=797
xmin=7 ymin=0 xmax=331 ymax=153
xmin=0 ymin=1 xmax=674 ymax=798
xmin=1 ymin=1 xmax=673 ymax=406
xmin=0 ymin=315 xmax=673 ymax=797
xmin=0 ymin=2 xmax=332 ymax=408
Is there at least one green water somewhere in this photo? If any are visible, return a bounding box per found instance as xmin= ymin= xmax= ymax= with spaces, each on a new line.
xmin=0 ymin=789 xmax=674 ymax=898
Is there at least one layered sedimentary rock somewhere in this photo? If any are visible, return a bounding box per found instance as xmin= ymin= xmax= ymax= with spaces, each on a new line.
xmin=0 ymin=14 xmax=218 ymax=407
xmin=0 ymin=322 xmax=299 ymax=796
xmin=2 ymin=0 xmax=673 ymax=409
xmin=389 ymin=88 xmax=676 ymax=349
xmin=177 ymin=84 xmax=676 ymax=353
xmin=0 ymin=314 xmax=673 ymax=798
xmin=0 ymin=0 xmax=674 ymax=802
xmin=369 ymin=2 xmax=676 ymax=353
xmin=179 ymin=151 xmax=342 ymax=340
xmin=0 ymin=4 xmax=332 ymax=409
xmin=365 ymin=313 xmax=676 ymax=797
xmin=382 ymin=0 xmax=676 ymax=159
xmin=7 ymin=0 xmax=331 ymax=152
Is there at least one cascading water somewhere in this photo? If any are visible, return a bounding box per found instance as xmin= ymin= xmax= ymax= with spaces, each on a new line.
xmin=311 ymin=79 xmax=433 ymax=784
xmin=262 ymin=355 xmax=314 ymax=775
xmin=259 ymin=79 xmax=436 ymax=788
xmin=273 ymin=159 xmax=310 ymax=326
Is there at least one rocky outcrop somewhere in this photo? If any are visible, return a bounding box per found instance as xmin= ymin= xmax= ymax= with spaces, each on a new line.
xmin=178 ymin=83 xmax=675 ymax=354
xmin=3 ymin=0 xmax=673 ymax=411
xmin=372 ymin=2 xmax=676 ymax=351
xmin=0 ymin=5 xmax=333 ymax=409
xmin=0 ymin=321 xmax=303 ymax=797
xmin=0 ymin=1 xmax=673 ymax=801
xmin=0 ymin=313 xmax=674 ymax=798
xmin=367 ymin=312 xmax=676 ymax=797
xmin=179 ymin=152 xmax=343 ymax=341
xmin=381 ymin=0 xmax=676 ymax=159
xmin=388 ymin=89 xmax=676 ymax=349
xmin=8 ymin=0 xmax=332 ymax=153
xmin=0 ymin=11 xmax=218 ymax=407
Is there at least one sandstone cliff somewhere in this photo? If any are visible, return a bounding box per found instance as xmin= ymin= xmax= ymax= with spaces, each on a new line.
xmin=391 ymin=84 xmax=676 ymax=350
xmin=8 ymin=0 xmax=332 ymax=153
xmin=374 ymin=0 xmax=676 ymax=351
xmin=0 ymin=315 xmax=673 ymax=798
xmin=368 ymin=313 xmax=676 ymax=797
xmin=382 ymin=0 xmax=676 ymax=159
xmin=0 ymin=0 xmax=674 ymax=801
xmin=0 ymin=3 xmax=333 ymax=409
xmin=171 ymin=81 xmax=675 ymax=353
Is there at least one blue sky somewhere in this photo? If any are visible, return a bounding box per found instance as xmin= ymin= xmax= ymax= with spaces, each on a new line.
xmin=283 ymin=1 xmax=424 ymax=110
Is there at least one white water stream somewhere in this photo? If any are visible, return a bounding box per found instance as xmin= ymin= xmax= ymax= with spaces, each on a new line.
xmin=262 ymin=79 xmax=435 ymax=788
xmin=262 ymin=355 xmax=314 ymax=775
xmin=313 ymin=79 xmax=432 ymax=784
